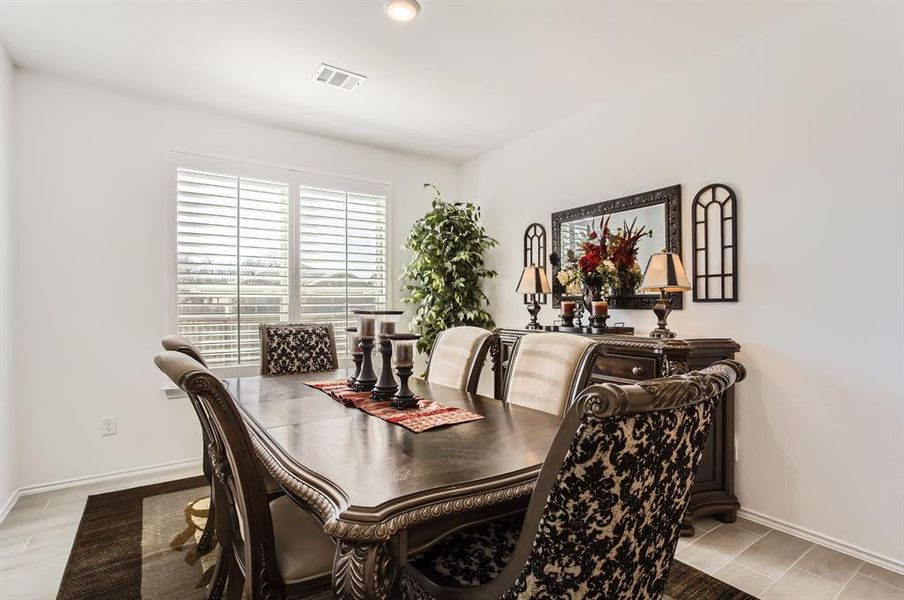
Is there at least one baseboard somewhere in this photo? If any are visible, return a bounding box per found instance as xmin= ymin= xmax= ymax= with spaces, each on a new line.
xmin=737 ymin=508 xmax=904 ymax=575
xmin=0 ymin=457 xmax=202 ymax=524
xmin=0 ymin=488 xmax=21 ymax=523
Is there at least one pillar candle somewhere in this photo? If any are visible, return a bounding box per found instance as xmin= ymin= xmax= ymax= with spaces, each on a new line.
xmin=379 ymin=320 xmax=396 ymax=336
xmin=395 ymin=342 xmax=414 ymax=367
xmin=358 ymin=315 xmax=375 ymax=337
xmin=561 ymin=301 xmax=577 ymax=316
xmin=350 ymin=335 xmax=362 ymax=356
xmin=592 ymin=300 xmax=609 ymax=316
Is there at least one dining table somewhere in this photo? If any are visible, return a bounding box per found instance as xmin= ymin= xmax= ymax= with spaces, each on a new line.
xmin=224 ymin=368 xmax=562 ymax=600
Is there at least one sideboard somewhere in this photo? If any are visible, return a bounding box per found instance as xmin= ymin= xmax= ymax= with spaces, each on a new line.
xmin=492 ymin=328 xmax=742 ymax=535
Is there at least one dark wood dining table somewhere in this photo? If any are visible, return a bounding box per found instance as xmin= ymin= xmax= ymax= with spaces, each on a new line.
xmin=223 ymin=369 xmax=562 ymax=600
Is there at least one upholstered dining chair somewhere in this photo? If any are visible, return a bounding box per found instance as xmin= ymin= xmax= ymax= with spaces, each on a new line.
xmin=401 ymin=360 xmax=746 ymax=600
xmin=156 ymin=350 xmax=337 ymax=600
xmin=425 ymin=326 xmax=496 ymax=393
xmin=161 ymin=336 xmax=290 ymax=599
xmin=160 ymin=335 xmax=219 ymax=554
xmin=259 ymin=322 xmax=339 ymax=376
xmin=500 ymin=332 xmax=601 ymax=416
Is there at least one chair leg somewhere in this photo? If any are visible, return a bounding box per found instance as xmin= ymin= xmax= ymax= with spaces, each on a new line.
xmin=198 ymin=497 xmax=217 ymax=552
xmin=207 ymin=545 xmax=229 ymax=600
xmin=225 ymin=553 xmax=244 ymax=600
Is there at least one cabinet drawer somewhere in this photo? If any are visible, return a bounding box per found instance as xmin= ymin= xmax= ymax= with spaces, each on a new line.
xmin=593 ymin=353 xmax=657 ymax=381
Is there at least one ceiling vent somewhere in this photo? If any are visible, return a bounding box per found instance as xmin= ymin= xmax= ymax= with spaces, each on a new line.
xmin=313 ymin=64 xmax=366 ymax=91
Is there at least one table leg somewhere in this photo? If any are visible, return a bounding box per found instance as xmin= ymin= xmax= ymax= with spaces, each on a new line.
xmin=332 ymin=540 xmax=399 ymax=600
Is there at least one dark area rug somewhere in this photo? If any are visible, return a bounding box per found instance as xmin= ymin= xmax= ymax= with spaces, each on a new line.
xmin=57 ymin=477 xmax=754 ymax=599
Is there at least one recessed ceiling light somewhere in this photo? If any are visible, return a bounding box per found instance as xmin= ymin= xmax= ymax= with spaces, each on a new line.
xmin=384 ymin=0 xmax=420 ymax=22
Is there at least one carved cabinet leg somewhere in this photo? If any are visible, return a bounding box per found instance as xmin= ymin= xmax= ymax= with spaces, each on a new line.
xmin=333 ymin=540 xmax=399 ymax=600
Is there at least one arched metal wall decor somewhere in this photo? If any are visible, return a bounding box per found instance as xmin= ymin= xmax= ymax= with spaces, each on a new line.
xmin=522 ymin=223 xmax=547 ymax=305
xmin=692 ymin=184 xmax=738 ymax=302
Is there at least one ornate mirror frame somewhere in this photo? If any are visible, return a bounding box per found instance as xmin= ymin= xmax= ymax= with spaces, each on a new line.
xmin=551 ymin=185 xmax=683 ymax=310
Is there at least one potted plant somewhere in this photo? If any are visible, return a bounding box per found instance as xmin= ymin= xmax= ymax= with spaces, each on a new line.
xmin=401 ymin=184 xmax=498 ymax=356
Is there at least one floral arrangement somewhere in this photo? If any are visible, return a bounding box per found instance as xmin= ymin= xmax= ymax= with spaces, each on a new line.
xmin=554 ymin=216 xmax=653 ymax=299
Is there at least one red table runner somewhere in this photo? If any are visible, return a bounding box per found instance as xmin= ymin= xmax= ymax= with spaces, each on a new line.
xmin=305 ymin=379 xmax=484 ymax=433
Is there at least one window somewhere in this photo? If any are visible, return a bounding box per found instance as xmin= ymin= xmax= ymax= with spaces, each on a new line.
xmin=174 ymin=155 xmax=389 ymax=368
xmin=299 ymin=187 xmax=387 ymax=356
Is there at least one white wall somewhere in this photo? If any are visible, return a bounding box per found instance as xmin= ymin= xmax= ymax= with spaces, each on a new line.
xmin=0 ymin=44 xmax=16 ymax=512
xmin=12 ymin=71 xmax=457 ymax=489
xmin=460 ymin=3 xmax=904 ymax=566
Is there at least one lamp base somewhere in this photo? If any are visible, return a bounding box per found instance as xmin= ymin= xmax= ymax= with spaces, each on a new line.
xmin=649 ymin=292 xmax=678 ymax=339
xmin=524 ymin=301 xmax=542 ymax=330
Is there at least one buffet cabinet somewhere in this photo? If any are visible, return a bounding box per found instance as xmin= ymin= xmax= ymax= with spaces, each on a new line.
xmin=492 ymin=328 xmax=742 ymax=535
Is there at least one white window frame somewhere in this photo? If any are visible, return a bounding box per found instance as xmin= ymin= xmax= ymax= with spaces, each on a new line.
xmin=166 ymin=151 xmax=393 ymax=377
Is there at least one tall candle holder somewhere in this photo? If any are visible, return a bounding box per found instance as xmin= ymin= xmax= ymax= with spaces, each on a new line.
xmin=387 ymin=334 xmax=419 ymax=409
xmin=352 ymin=311 xmax=378 ymax=391
xmin=372 ymin=311 xmax=403 ymax=400
xmin=345 ymin=327 xmax=362 ymax=386
xmin=372 ymin=336 xmax=398 ymax=400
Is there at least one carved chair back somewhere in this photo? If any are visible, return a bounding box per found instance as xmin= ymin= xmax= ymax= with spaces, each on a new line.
xmin=500 ymin=332 xmax=603 ymax=416
xmin=259 ymin=322 xmax=339 ymax=376
xmin=425 ymin=327 xmax=496 ymax=393
xmin=155 ymin=350 xmax=285 ymax=598
xmin=403 ymin=360 xmax=745 ymax=600
xmin=508 ymin=360 xmax=745 ymax=599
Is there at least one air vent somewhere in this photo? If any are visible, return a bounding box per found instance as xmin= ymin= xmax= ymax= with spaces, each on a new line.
xmin=313 ymin=64 xmax=366 ymax=91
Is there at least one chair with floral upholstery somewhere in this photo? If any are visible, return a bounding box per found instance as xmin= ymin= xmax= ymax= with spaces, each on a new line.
xmin=259 ymin=322 xmax=338 ymax=376
xmin=402 ymin=360 xmax=746 ymax=600
xmin=425 ymin=326 xmax=496 ymax=393
xmin=500 ymin=332 xmax=602 ymax=416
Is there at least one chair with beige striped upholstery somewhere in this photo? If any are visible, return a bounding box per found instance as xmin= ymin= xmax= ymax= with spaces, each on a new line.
xmin=425 ymin=327 xmax=496 ymax=394
xmin=501 ymin=332 xmax=602 ymax=416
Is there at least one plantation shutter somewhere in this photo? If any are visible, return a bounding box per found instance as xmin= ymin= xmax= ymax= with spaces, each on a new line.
xmin=176 ymin=168 xmax=290 ymax=367
xmin=298 ymin=185 xmax=387 ymax=356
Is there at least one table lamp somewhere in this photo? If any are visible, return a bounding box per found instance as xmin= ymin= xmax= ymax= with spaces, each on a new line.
xmin=516 ymin=265 xmax=551 ymax=330
xmin=639 ymin=251 xmax=691 ymax=339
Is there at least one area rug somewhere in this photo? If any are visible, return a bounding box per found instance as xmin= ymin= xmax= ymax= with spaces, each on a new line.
xmin=57 ymin=477 xmax=754 ymax=599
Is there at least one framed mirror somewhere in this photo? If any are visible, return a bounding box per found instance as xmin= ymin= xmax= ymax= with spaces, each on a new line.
xmin=551 ymin=185 xmax=683 ymax=310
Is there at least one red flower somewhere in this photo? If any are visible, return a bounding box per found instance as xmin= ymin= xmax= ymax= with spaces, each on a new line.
xmin=588 ymin=230 xmax=598 ymax=240
xmin=579 ymin=248 xmax=602 ymax=273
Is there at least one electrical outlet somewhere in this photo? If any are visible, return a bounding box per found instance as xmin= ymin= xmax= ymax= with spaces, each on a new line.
xmin=101 ymin=417 xmax=117 ymax=436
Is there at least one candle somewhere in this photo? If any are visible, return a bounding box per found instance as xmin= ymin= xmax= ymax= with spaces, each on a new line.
xmin=561 ymin=301 xmax=577 ymax=316
xmin=592 ymin=300 xmax=609 ymax=316
xmin=395 ymin=342 xmax=414 ymax=367
xmin=358 ymin=315 xmax=375 ymax=337
xmin=379 ymin=320 xmax=396 ymax=336
xmin=350 ymin=335 xmax=362 ymax=355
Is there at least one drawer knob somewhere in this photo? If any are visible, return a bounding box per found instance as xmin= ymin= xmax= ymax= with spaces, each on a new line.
xmin=632 ymin=366 xmax=645 ymax=376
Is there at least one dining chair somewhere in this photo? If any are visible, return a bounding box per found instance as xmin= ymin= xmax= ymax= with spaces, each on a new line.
xmin=160 ymin=335 xmax=220 ymax=553
xmin=401 ymin=360 xmax=746 ymax=600
xmin=155 ymin=350 xmax=336 ymax=600
xmin=425 ymin=326 xmax=496 ymax=393
xmin=259 ymin=322 xmax=339 ymax=376
xmin=500 ymin=332 xmax=601 ymax=416
xmin=160 ymin=336 xmax=290 ymax=599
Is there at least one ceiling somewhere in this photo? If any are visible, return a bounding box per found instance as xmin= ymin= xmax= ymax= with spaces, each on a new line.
xmin=0 ymin=1 xmax=813 ymax=162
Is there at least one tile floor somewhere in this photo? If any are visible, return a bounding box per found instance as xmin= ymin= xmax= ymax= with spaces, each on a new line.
xmin=1 ymin=470 xmax=902 ymax=600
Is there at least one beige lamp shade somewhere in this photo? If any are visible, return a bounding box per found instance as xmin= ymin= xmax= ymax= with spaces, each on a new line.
xmin=516 ymin=265 xmax=551 ymax=294
xmin=640 ymin=252 xmax=691 ymax=292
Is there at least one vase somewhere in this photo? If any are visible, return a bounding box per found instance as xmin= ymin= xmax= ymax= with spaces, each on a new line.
xmin=581 ymin=281 xmax=602 ymax=314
